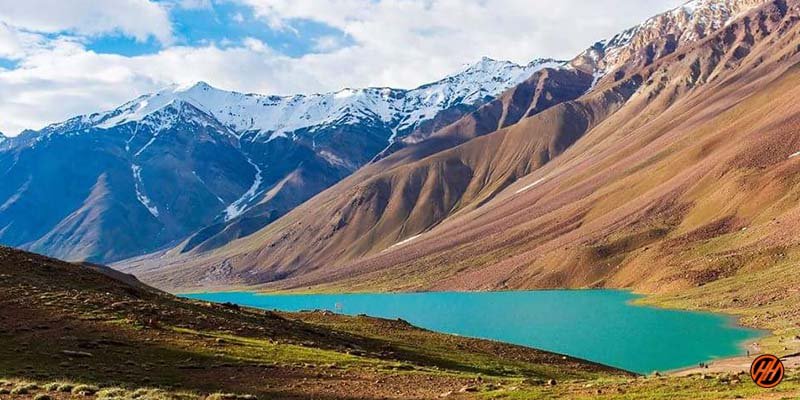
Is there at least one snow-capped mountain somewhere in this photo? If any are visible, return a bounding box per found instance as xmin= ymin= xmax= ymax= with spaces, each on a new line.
xmin=393 ymin=58 xmax=564 ymax=137
xmin=0 ymin=132 xmax=9 ymax=152
xmin=2 ymin=0 xmax=760 ymax=267
xmin=573 ymin=0 xmax=763 ymax=81
xmin=42 ymin=57 xmax=563 ymax=144
xmin=0 ymin=56 xmax=565 ymax=263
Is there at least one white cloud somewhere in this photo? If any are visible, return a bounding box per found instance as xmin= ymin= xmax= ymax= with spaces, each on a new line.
xmin=0 ymin=0 xmax=686 ymax=136
xmin=0 ymin=0 xmax=172 ymax=44
xmin=0 ymin=22 xmax=51 ymax=60
xmin=177 ymin=0 xmax=213 ymax=10
xmin=312 ymin=35 xmax=347 ymax=53
xmin=237 ymin=0 xmax=685 ymax=81
xmin=0 ymin=22 xmax=26 ymax=59
xmin=0 ymin=39 xmax=324 ymax=134
xmin=242 ymin=37 xmax=269 ymax=53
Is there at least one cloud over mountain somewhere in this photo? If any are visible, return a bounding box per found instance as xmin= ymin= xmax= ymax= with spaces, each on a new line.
xmin=0 ymin=0 xmax=682 ymax=136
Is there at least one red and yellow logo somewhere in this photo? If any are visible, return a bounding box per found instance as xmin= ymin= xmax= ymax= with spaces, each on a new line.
xmin=750 ymin=354 xmax=785 ymax=388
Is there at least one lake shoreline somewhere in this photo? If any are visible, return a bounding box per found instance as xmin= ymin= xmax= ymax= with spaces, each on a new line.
xmin=182 ymin=289 xmax=762 ymax=374
xmin=177 ymin=286 xmax=778 ymax=374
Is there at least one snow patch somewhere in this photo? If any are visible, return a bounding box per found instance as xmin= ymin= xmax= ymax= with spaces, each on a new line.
xmin=131 ymin=164 xmax=159 ymax=218
xmin=223 ymin=157 xmax=263 ymax=221
xmin=318 ymin=150 xmax=351 ymax=169
xmin=590 ymin=70 xmax=606 ymax=89
xmin=124 ymin=123 xmax=140 ymax=153
xmin=388 ymin=234 xmax=422 ymax=249
xmin=334 ymin=89 xmax=357 ymax=99
xmin=515 ymin=178 xmax=546 ymax=194
xmin=0 ymin=179 xmax=29 ymax=212
xmin=134 ymin=134 xmax=159 ymax=157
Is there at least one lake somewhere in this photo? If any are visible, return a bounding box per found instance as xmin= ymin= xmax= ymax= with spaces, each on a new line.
xmin=182 ymin=290 xmax=761 ymax=374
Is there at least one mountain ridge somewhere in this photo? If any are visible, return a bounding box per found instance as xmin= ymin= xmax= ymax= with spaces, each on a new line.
xmin=0 ymin=56 xmax=565 ymax=263
xmin=574 ymin=0 xmax=766 ymax=77
xmin=22 ymin=57 xmax=565 ymax=145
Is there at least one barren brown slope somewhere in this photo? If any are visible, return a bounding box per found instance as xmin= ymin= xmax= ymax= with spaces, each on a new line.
xmin=260 ymin=0 xmax=800 ymax=295
xmin=120 ymin=0 xmax=774 ymax=292
xmin=376 ymin=67 xmax=594 ymax=169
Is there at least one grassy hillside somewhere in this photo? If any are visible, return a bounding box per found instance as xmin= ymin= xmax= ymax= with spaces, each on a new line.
xmin=2 ymin=245 xmax=799 ymax=399
xmin=0 ymin=246 xmax=632 ymax=399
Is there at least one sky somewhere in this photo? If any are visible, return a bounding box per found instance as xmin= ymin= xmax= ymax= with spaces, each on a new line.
xmin=0 ymin=0 xmax=685 ymax=136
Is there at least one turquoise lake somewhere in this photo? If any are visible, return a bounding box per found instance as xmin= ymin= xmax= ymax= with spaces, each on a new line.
xmin=182 ymin=290 xmax=762 ymax=374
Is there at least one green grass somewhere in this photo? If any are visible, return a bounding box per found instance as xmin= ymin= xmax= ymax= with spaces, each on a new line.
xmin=291 ymin=313 xmax=612 ymax=380
xmin=4 ymin=370 xmax=797 ymax=400
xmin=481 ymin=372 xmax=800 ymax=399
xmin=169 ymin=327 xmax=378 ymax=368
xmin=640 ymin=259 xmax=800 ymax=356
xmin=0 ymin=378 xmax=209 ymax=400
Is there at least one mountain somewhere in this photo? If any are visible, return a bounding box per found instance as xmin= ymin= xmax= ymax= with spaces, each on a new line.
xmin=77 ymin=57 xmax=563 ymax=153
xmin=0 ymin=100 xmax=255 ymax=263
xmin=121 ymin=64 xmax=597 ymax=285
xmin=573 ymin=0 xmax=766 ymax=76
xmin=119 ymin=0 xmax=788 ymax=292
xmin=0 ymin=245 xmax=630 ymax=400
xmin=0 ymin=57 xmax=562 ymax=263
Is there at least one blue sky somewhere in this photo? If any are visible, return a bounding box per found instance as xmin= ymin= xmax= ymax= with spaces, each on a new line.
xmin=83 ymin=1 xmax=352 ymax=58
xmin=0 ymin=0 xmax=683 ymax=135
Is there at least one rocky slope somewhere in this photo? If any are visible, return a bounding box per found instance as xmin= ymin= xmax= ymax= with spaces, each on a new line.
xmin=123 ymin=0 xmax=778 ymax=292
xmin=0 ymin=58 xmax=561 ymax=263
xmin=574 ymin=0 xmax=767 ymax=77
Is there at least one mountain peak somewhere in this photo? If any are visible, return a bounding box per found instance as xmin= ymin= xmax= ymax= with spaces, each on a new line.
xmin=461 ymin=56 xmax=519 ymax=73
xmin=445 ymin=57 xmax=565 ymax=84
xmin=472 ymin=56 xmax=505 ymax=66
xmin=174 ymin=80 xmax=216 ymax=93
xmin=572 ymin=0 xmax=766 ymax=77
xmin=677 ymin=0 xmax=762 ymax=15
xmin=191 ymin=80 xmax=212 ymax=89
